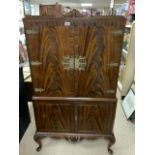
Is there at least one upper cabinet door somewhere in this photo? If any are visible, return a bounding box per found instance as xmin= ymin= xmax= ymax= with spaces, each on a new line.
xmin=73 ymin=18 xmax=125 ymax=98
xmin=24 ymin=17 xmax=125 ymax=98
xmin=24 ymin=19 xmax=75 ymax=96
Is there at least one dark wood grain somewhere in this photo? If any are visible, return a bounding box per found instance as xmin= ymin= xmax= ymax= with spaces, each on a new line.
xmin=77 ymin=101 xmax=116 ymax=134
xmin=33 ymin=99 xmax=116 ymax=135
xmin=32 ymin=96 xmax=117 ymax=102
xmin=24 ymin=17 xmax=124 ymax=98
xmin=33 ymin=101 xmax=74 ymax=132
xmin=23 ymin=15 xmax=125 ymax=154
xmin=23 ymin=16 xmax=125 ymax=29
xmin=74 ymin=25 xmax=123 ymax=98
xmin=26 ymin=25 xmax=75 ymax=96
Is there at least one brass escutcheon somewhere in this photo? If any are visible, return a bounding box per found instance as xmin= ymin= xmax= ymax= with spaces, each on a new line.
xmin=62 ymin=56 xmax=86 ymax=71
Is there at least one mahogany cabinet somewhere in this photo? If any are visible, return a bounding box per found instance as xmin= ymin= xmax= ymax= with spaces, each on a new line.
xmin=23 ymin=14 xmax=125 ymax=154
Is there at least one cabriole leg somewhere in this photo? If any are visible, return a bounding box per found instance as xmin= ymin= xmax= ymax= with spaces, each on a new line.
xmin=34 ymin=134 xmax=42 ymax=152
xmin=107 ymin=133 xmax=116 ymax=154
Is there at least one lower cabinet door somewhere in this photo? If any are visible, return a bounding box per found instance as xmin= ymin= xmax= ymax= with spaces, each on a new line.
xmin=76 ymin=101 xmax=116 ymax=134
xmin=33 ymin=101 xmax=74 ymax=132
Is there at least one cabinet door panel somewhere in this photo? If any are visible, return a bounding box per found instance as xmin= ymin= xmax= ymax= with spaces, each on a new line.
xmin=33 ymin=101 xmax=74 ymax=132
xmin=74 ymin=23 xmax=124 ymax=98
xmin=77 ymin=101 xmax=116 ymax=134
xmin=25 ymin=24 xmax=75 ymax=96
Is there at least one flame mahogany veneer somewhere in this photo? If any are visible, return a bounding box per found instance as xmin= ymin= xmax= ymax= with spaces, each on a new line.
xmin=23 ymin=13 xmax=125 ymax=154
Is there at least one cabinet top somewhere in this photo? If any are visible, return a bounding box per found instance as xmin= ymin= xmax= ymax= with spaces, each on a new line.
xmin=23 ymin=16 xmax=126 ymax=29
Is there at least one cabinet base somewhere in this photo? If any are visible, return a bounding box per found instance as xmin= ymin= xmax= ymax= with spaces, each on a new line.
xmin=34 ymin=132 xmax=116 ymax=154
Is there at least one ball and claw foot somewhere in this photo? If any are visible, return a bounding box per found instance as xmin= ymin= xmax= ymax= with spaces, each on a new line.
xmin=108 ymin=148 xmax=113 ymax=154
xmin=36 ymin=146 xmax=41 ymax=152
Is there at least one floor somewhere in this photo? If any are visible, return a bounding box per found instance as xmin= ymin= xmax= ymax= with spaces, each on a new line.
xmin=19 ymin=93 xmax=135 ymax=155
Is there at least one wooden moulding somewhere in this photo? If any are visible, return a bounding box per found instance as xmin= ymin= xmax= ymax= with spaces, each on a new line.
xmin=36 ymin=131 xmax=113 ymax=138
xmin=23 ymin=16 xmax=125 ymax=29
xmin=32 ymin=96 xmax=117 ymax=102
